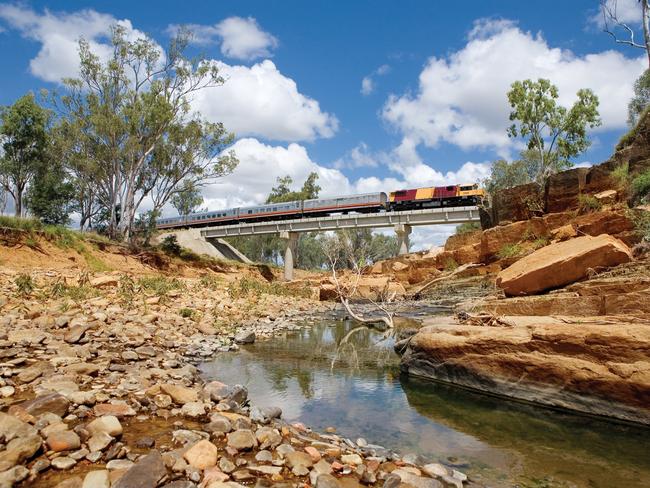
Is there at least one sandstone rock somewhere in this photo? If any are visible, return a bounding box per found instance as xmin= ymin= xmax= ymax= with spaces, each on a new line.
xmin=90 ymin=276 xmax=119 ymax=288
xmin=93 ymin=403 xmax=136 ymax=417
xmin=0 ymin=434 xmax=42 ymax=471
xmin=20 ymin=393 xmax=69 ymax=417
xmin=400 ymin=315 xmax=650 ymax=425
xmin=180 ymin=402 xmax=206 ymax=418
xmin=204 ymin=382 xmax=247 ymax=405
xmin=392 ymin=469 xmax=443 ymax=488
xmin=87 ymin=416 xmax=122 ymax=437
xmin=46 ymin=430 xmax=81 ymax=452
xmin=16 ymin=361 xmax=52 ymax=384
xmin=88 ymin=432 xmax=113 ymax=452
xmin=226 ymin=430 xmax=257 ymax=450
xmin=161 ymin=384 xmax=198 ymax=405
xmin=315 ymin=474 xmax=342 ymax=488
xmin=285 ymin=451 xmax=313 ymax=469
xmin=183 ymin=440 xmax=218 ymax=469
xmin=255 ymin=427 xmax=281 ymax=449
xmin=51 ymin=456 xmax=76 ymax=470
xmin=496 ymin=235 xmax=632 ymax=296
xmin=0 ymin=412 xmax=38 ymax=442
xmin=82 ymin=470 xmax=110 ymax=488
xmin=64 ymin=324 xmax=93 ymax=344
xmin=53 ymin=476 xmax=83 ymax=488
xmin=112 ymin=451 xmax=166 ymax=488
xmin=234 ymin=330 xmax=255 ymax=344
xmin=0 ymin=465 xmax=29 ymax=487
xmin=594 ymin=189 xmax=617 ymax=204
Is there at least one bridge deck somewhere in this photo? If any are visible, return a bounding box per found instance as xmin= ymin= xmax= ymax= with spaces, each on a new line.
xmin=200 ymin=206 xmax=480 ymax=238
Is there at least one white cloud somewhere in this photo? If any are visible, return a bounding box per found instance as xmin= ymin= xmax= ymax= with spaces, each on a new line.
xmin=193 ymin=60 xmax=338 ymax=142
xmin=361 ymin=76 xmax=374 ymax=96
xmin=382 ymin=18 xmax=645 ymax=158
xmin=361 ymin=64 xmax=390 ymax=96
xmin=0 ymin=4 xmax=152 ymax=82
xmin=167 ymin=16 xmax=278 ymax=61
xmin=590 ymin=0 xmax=642 ymax=27
xmin=216 ymin=16 xmax=278 ymax=60
xmin=333 ymin=142 xmax=379 ymax=169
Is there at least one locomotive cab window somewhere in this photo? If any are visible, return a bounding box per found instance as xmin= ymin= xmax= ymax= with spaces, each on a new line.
xmin=446 ymin=186 xmax=454 ymax=191
xmin=460 ymin=186 xmax=473 ymax=191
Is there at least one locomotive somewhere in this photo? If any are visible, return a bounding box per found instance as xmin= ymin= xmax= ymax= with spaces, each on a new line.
xmin=156 ymin=183 xmax=485 ymax=230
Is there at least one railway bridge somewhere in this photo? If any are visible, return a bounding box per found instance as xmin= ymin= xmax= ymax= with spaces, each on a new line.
xmin=159 ymin=206 xmax=480 ymax=280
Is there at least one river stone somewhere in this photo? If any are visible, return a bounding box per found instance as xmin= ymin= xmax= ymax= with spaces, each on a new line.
xmin=422 ymin=463 xmax=449 ymax=478
xmin=93 ymin=402 xmax=136 ymax=417
xmin=87 ymin=416 xmax=122 ymax=437
xmin=88 ymin=432 xmax=113 ymax=452
xmin=112 ymin=450 xmax=166 ymax=488
xmin=0 ymin=386 xmax=14 ymax=398
xmin=250 ymin=406 xmax=282 ymax=424
xmin=392 ymin=469 xmax=443 ymax=488
xmin=52 ymin=456 xmax=77 ymax=470
xmin=0 ymin=465 xmax=29 ymax=487
xmin=0 ymin=434 xmax=42 ymax=471
xmin=16 ymin=361 xmax=52 ymax=383
xmin=161 ymin=482 xmax=197 ymax=488
xmin=255 ymin=450 xmax=273 ymax=463
xmin=204 ymin=415 xmax=232 ymax=434
xmin=183 ymin=440 xmax=218 ymax=469
xmin=234 ymin=331 xmax=255 ymax=344
xmin=0 ymin=412 xmax=38 ymax=441
xmin=204 ymin=382 xmax=248 ymax=405
xmin=46 ymin=430 xmax=81 ymax=452
xmin=83 ymin=470 xmax=110 ymax=488
xmin=285 ymin=451 xmax=313 ymax=469
xmin=64 ymin=324 xmax=93 ymax=344
xmin=316 ymin=474 xmax=342 ymax=488
xmin=53 ymin=477 xmax=83 ymax=488
xmin=161 ymin=384 xmax=198 ymax=405
xmin=255 ymin=427 xmax=282 ymax=449
xmin=21 ymin=392 xmax=70 ymax=417
xmin=341 ymin=454 xmax=363 ymax=465
xmin=219 ymin=456 xmax=236 ymax=473
xmin=382 ymin=473 xmax=401 ymax=488
xmin=181 ymin=402 xmax=206 ymax=418
xmin=227 ymin=430 xmax=257 ymax=450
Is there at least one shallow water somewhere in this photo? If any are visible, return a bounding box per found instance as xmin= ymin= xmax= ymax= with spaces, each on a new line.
xmin=199 ymin=317 xmax=650 ymax=488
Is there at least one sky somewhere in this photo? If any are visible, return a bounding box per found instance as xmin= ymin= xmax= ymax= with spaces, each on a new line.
xmin=0 ymin=0 xmax=646 ymax=250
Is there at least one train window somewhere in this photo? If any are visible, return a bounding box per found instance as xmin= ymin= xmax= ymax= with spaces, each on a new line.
xmin=460 ymin=186 xmax=473 ymax=191
xmin=273 ymin=207 xmax=277 ymax=211
xmin=394 ymin=190 xmax=406 ymax=196
xmin=446 ymin=186 xmax=454 ymax=191
xmin=248 ymin=210 xmax=252 ymax=214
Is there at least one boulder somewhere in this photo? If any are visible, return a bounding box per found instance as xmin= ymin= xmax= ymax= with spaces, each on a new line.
xmin=183 ymin=439 xmax=218 ymax=469
xmin=496 ymin=235 xmax=632 ymax=296
xmin=19 ymin=393 xmax=69 ymax=417
xmin=112 ymin=450 xmax=166 ymax=488
xmin=0 ymin=434 xmax=42 ymax=471
xmin=234 ymin=330 xmax=255 ymax=344
xmin=87 ymin=416 xmax=122 ymax=437
xmin=46 ymin=430 xmax=81 ymax=452
xmin=226 ymin=430 xmax=257 ymax=450
xmin=160 ymin=384 xmax=198 ymax=405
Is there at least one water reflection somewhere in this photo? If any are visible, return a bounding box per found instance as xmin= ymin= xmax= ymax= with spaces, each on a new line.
xmin=199 ymin=319 xmax=650 ymax=488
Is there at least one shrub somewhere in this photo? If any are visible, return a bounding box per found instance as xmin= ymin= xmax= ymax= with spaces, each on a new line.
xmin=15 ymin=274 xmax=35 ymax=296
xmin=632 ymin=210 xmax=650 ymax=242
xmin=443 ymin=258 xmax=459 ymax=272
xmin=228 ymin=277 xmax=311 ymax=300
xmin=631 ymin=169 xmax=650 ymax=203
xmin=179 ymin=307 xmax=196 ymax=319
xmin=455 ymin=222 xmax=481 ymax=235
xmin=160 ymin=235 xmax=182 ymax=256
xmin=610 ymin=162 xmax=629 ymax=187
xmin=137 ymin=276 xmax=185 ymax=296
xmin=496 ymin=243 xmax=524 ymax=259
xmin=532 ymin=237 xmax=550 ymax=249
xmin=577 ymin=194 xmax=603 ymax=213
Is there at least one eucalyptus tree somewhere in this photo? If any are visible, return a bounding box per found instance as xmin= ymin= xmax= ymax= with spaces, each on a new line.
xmin=0 ymin=93 xmax=50 ymax=217
xmin=507 ymin=78 xmax=601 ymax=183
xmin=52 ymin=25 xmax=236 ymax=239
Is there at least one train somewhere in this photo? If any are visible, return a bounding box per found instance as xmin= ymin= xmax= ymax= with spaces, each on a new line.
xmin=156 ymin=183 xmax=485 ymax=230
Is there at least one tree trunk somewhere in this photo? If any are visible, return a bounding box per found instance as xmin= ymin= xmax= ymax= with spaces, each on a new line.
xmin=644 ymin=1 xmax=650 ymax=69
xmin=14 ymin=189 xmax=22 ymax=218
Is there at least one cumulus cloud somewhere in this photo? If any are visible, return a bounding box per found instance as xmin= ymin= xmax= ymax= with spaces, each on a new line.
xmin=590 ymin=0 xmax=642 ymax=27
xmin=193 ymin=60 xmax=338 ymax=142
xmin=168 ymin=16 xmax=278 ymax=61
xmin=382 ymin=18 xmax=645 ymax=158
xmin=361 ymin=64 xmax=390 ymax=95
xmin=0 ymin=4 xmax=152 ymax=82
xmin=333 ymin=142 xmax=379 ymax=169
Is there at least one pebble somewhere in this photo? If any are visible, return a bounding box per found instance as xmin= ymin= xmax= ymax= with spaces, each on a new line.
xmin=51 ymin=456 xmax=77 ymax=470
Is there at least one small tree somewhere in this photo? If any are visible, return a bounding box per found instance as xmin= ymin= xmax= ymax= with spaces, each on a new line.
xmin=171 ymin=180 xmax=204 ymax=216
xmin=629 ymin=69 xmax=650 ymax=126
xmin=25 ymin=159 xmax=75 ymax=225
xmin=0 ymin=94 xmax=50 ymax=217
xmin=507 ymin=78 xmax=601 ymax=183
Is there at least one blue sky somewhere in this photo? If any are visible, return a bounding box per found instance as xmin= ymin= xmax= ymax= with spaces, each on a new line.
xmin=0 ymin=0 xmax=646 ymax=248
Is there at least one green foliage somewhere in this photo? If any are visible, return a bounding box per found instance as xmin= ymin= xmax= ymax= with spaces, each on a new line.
xmin=628 ymin=69 xmax=650 ymax=127
xmin=137 ymin=276 xmax=185 ymax=296
xmin=179 ymin=307 xmax=196 ymax=319
xmin=227 ymin=276 xmax=311 ymax=300
xmin=198 ymin=274 xmax=222 ymax=290
xmin=532 ymin=237 xmax=550 ymax=249
xmin=0 ymin=93 xmax=51 ymax=217
xmin=631 ymin=169 xmax=650 ymax=203
xmin=497 ymin=243 xmax=524 ymax=259
xmin=455 ymin=222 xmax=481 ymax=235
xmin=171 ymin=180 xmax=204 ymax=216
xmin=267 ymin=172 xmax=321 ymax=203
xmin=25 ymin=158 xmax=75 ymax=225
xmin=631 ymin=210 xmax=650 ymax=242
xmin=50 ymin=282 xmax=98 ymax=302
xmin=577 ymin=194 xmax=603 ymax=213
xmin=14 ymin=274 xmax=35 ymax=296
xmin=610 ymin=162 xmax=629 ymax=187
xmin=51 ymin=25 xmax=236 ymax=240
xmin=443 ymin=258 xmax=459 ymax=271
xmin=160 ymin=235 xmax=182 ymax=256
xmin=507 ymin=78 xmax=601 ymax=183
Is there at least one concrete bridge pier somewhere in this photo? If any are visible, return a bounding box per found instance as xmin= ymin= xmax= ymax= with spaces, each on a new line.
xmin=280 ymin=231 xmax=299 ymax=281
xmin=395 ymin=224 xmax=412 ymax=255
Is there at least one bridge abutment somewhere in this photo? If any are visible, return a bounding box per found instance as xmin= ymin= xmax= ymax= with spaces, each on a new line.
xmin=395 ymin=224 xmax=412 ymax=255
xmin=280 ymin=231 xmax=299 ymax=281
